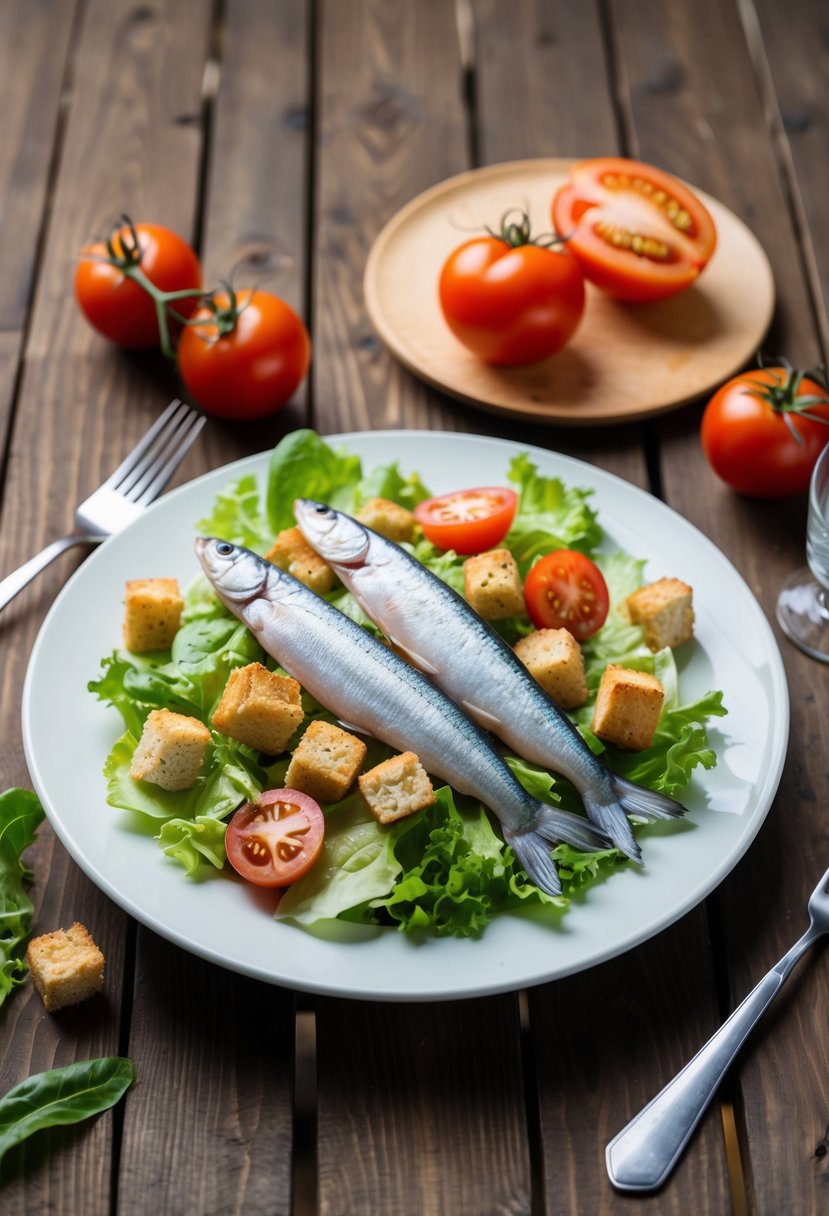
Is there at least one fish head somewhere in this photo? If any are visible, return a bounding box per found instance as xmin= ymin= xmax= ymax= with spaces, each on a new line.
xmin=293 ymin=499 xmax=370 ymax=567
xmin=195 ymin=538 xmax=270 ymax=608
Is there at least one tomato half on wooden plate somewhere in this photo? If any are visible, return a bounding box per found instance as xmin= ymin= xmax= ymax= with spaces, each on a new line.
xmin=226 ymin=789 xmax=324 ymax=888
xmin=524 ymin=550 xmax=609 ymax=640
xmin=415 ymin=487 xmax=518 ymax=554
xmin=552 ymin=157 xmax=717 ymax=303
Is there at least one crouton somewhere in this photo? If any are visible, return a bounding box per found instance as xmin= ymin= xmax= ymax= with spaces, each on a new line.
xmin=513 ymin=628 xmax=588 ymax=710
xmin=356 ymin=497 xmax=416 ymax=544
xmin=626 ymin=577 xmax=694 ymax=652
xmin=265 ymin=527 xmax=335 ymax=594
xmin=130 ymin=708 xmax=211 ymax=791
xmin=284 ymin=719 xmax=367 ymax=803
xmin=463 ymin=549 xmax=525 ymax=620
xmin=212 ymin=662 xmax=304 ymax=754
xmin=591 ymin=664 xmax=665 ymax=751
xmin=27 ymin=922 xmax=105 ymax=1012
xmin=123 ymin=577 xmax=184 ymax=653
xmin=358 ymin=751 xmax=435 ymax=825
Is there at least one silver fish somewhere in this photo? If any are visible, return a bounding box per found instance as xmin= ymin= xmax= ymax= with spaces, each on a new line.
xmin=196 ymin=537 xmax=613 ymax=897
xmin=293 ymin=500 xmax=688 ymax=861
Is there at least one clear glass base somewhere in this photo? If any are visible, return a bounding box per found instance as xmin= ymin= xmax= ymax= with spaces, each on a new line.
xmin=776 ymin=567 xmax=829 ymax=662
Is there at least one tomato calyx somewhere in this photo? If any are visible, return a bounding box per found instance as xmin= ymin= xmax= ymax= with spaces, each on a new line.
xmin=740 ymin=359 xmax=829 ymax=443
xmin=484 ymin=208 xmax=568 ymax=252
xmin=176 ymin=281 xmax=253 ymax=341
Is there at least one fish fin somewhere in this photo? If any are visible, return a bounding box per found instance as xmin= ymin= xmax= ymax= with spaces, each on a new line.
xmin=532 ymin=804 xmax=613 ymax=853
xmin=389 ymin=638 xmax=440 ymax=676
xmin=581 ymin=791 xmax=643 ymax=863
xmin=503 ymin=827 xmax=562 ymax=897
xmin=461 ymin=700 xmax=504 ymax=733
xmin=611 ymin=775 xmax=688 ymax=822
xmin=335 ymin=718 xmax=375 ymax=738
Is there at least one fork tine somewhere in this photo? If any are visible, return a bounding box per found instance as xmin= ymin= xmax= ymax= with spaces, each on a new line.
xmin=129 ymin=410 xmax=206 ymax=505
xmin=114 ymin=401 xmax=197 ymax=497
xmin=101 ymin=399 xmax=186 ymax=490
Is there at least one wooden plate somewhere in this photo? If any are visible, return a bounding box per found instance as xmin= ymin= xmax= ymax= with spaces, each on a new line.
xmin=363 ymin=159 xmax=775 ymax=426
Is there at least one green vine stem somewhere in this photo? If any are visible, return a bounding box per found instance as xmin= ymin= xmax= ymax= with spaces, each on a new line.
xmin=743 ymin=356 xmax=829 ymax=443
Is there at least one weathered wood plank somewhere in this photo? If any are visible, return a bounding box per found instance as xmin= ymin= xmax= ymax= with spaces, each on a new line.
xmin=0 ymin=2 xmax=213 ymax=1213
xmin=609 ymin=1 xmax=829 ymax=1212
xmin=0 ymin=0 xmax=78 ymax=436
xmin=316 ymin=997 xmax=532 ymax=1216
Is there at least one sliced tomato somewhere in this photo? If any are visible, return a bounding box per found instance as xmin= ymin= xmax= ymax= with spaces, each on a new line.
xmin=524 ymin=550 xmax=609 ymax=641
xmin=414 ymin=487 xmax=518 ymax=554
xmin=552 ymin=157 xmax=717 ymax=302
xmin=225 ymin=789 xmax=324 ymax=888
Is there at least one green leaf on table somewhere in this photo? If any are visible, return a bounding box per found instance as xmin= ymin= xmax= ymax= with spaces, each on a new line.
xmin=0 ymin=1057 xmax=135 ymax=1164
xmin=0 ymin=788 xmax=45 ymax=1008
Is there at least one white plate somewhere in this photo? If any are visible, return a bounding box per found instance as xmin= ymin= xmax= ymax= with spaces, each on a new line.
xmin=22 ymin=431 xmax=789 ymax=1002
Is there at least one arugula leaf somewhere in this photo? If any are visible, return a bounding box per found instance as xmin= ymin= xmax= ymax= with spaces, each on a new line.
xmin=0 ymin=1057 xmax=134 ymax=1164
xmin=0 ymin=789 xmax=45 ymax=1007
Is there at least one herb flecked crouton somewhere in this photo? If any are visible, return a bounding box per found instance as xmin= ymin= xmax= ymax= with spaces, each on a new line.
xmin=130 ymin=708 xmax=211 ymax=791
xmin=358 ymin=751 xmax=435 ymax=825
xmin=27 ymin=922 xmax=105 ymax=1012
xmin=285 ymin=719 xmax=367 ymax=803
xmin=513 ymin=628 xmax=588 ymax=710
xmin=123 ymin=578 xmax=184 ymax=653
xmin=356 ymin=497 xmax=416 ymax=544
xmin=591 ymin=664 xmax=665 ymax=752
xmin=626 ymin=577 xmax=694 ymax=651
xmin=463 ymin=548 xmax=525 ymax=620
xmin=212 ymin=662 xmax=304 ymax=755
xmin=265 ymin=527 xmax=335 ymax=594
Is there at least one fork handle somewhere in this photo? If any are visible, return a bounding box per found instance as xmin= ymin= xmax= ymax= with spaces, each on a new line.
xmin=0 ymin=535 xmax=101 ymax=612
xmin=606 ymin=925 xmax=817 ymax=1192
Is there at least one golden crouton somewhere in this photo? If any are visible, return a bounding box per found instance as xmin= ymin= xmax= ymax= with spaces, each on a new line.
xmin=358 ymin=751 xmax=436 ymax=825
xmin=626 ymin=577 xmax=694 ymax=651
xmin=591 ymin=664 xmax=665 ymax=751
xmin=463 ymin=549 xmax=525 ymax=620
xmin=123 ymin=578 xmax=184 ymax=653
xmin=513 ymin=628 xmax=588 ymax=710
xmin=285 ymin=719 xmax=367 ymax=803
xmin=130 ymin=708 xmax=211 ymax=791
xmin=212 ymin=662 xmax=304 ymax=755
xmin=27 ymin=922 xmax=105 ymax=1012
xmin=265 ymin=527 xmax=335 ymax=594
xmin=356 ymin=497 xmax=416 ymax=544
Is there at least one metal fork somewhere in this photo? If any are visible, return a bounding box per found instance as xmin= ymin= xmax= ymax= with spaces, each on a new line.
xmin=606 ymin=862 xmax=829 ymax=1192
xmin=0 ymin=398 xmax=205 ymax=612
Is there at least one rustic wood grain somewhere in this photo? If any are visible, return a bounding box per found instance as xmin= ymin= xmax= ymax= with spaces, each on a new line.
xmin=316 ymin=997 xmax=532 ymax=1216
xmin=609 ymin=1 xmax=829 ymax=1213
xmin=0 ymin=0 xmax=78 ymax=438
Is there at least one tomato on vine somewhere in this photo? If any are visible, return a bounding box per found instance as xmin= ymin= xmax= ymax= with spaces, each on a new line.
xmin=74 ymin=217 xmax=202 ymax=350
xmin=438 ymin=209 xmax=585 ymax=366
xmin=177 ymin=287 xmax=311 ymax=420
xmin=700 ymin=364 xmax=829 ymax=498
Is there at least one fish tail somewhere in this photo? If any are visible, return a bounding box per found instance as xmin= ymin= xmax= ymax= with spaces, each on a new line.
xmin=503 ymin=826 xmax=562 ymax=897
xmin=581 ymin=790 xmax=643 ymax=864
xmin=611 ymin=774 xmax=688 ymax=823
xmin=532 ymin=804 xmax=614 ymax=853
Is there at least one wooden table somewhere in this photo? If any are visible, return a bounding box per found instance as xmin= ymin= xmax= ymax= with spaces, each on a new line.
xmin=1 ymin=2 xmax=827 ymax=1212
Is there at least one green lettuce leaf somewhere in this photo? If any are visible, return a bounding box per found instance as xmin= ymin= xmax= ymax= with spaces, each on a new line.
xmin=158 ymin=816 xmax=227 ymax=876
xmin=0 ymin=788 xmax=45 ymax=1006
xmin=506 ymin=452 xmax=603 ymax=574
xmin=266 ymin=429 xmax=364 ymax=534
xmin=196 ymin=471 xmax=270 ymax=551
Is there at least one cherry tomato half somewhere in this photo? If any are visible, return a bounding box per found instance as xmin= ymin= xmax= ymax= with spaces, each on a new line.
xmin=177 ymin=288 xmax=311 ymax=420
xmin=438 ymin=222 xmax=585 ymax=366
xmin=74 ymin=221 xmax=202 ymax=348
xmin=552 ymin=157 xmax=717 ymax=303
xmin=700 ymin=367 xmax=829 ymax=498
xmin=524 ymin=550 xmax=609 ymax=641
xmin=414 ymin=487 xmax=518 ymax=554
xmin=225 ymin=788 xmax=324 ymax=888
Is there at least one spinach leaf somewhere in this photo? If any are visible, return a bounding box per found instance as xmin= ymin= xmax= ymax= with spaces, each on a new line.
xmin=0 ymin=788 xmax=44 ymax=1007
xmin=0 ymin=1057 xmax=135 ymax=1164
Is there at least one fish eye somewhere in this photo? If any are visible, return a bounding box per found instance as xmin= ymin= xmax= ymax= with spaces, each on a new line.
xmin=314 ymin=504 xmax=331 ymax=516
xmin=215 ymin=541 xmax=234 ymax=556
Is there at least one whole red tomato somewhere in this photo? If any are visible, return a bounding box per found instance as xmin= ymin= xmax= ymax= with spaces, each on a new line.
xmin=438 ymin=212 xmax=585 ymax=366
xmin=552 ymin=157 xmax=717 ymax=303
xmin=74 ymin=219 xmax=202 ymax=348
xmin=177 ymin=288 xmax=311 ymax=420
xmin=700 ymin=366 xmax=829 ymax=498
